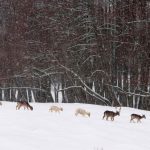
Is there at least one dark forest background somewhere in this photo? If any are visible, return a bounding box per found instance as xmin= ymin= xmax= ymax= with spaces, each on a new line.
xmin=0 ymin=0 xmax=150 ymax=110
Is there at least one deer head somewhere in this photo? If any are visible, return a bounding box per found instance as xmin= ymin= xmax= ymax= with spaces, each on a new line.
xmin=87 ymin=112 xmax=90 ymax=117
xmin=142 ymin=115 xmax=146 ymax=119
xmin=116 ymin=111 xmax=120 ymax=116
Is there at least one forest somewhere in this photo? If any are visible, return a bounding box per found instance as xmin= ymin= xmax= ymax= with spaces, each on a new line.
xmin=0 ymin=0 xmax=150 ymax=110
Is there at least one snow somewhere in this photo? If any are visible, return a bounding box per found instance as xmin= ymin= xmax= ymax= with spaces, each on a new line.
xmin=0 ymin=102 xmax=150 ymax=150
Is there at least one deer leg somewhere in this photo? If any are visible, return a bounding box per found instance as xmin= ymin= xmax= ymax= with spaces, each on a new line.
xmin=111 ymin=117 xmax=113 ymax=121
xmin=132 ymin=119 xmax=135 ymax=123
xmin=106 ymin=116 xmax=108 ymax=120
xmin=16 ymin=103 xmax=21 ymax=110
xmin=23 ymin=106 xmax=25 ymax=110
xmin=102 ymin=114 xmax=105 ymax=120
xmin=130 ymin=117 xmax=134 ymax=123
xmin=18 ymin=105 xmax=22 ymax=110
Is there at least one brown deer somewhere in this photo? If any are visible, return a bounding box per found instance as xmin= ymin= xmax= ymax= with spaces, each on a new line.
xmin=75 ymin=108 xmax=90 ymax=117
xmin=130 ymin=114 xmax=146 ymax=123
xmin=49 ymin=106 xmax=63 ymax=113
xmin=16 ymin=101 xmax=33 ymax=111
xmin=103 ymin=110 xmax=120 ymax=121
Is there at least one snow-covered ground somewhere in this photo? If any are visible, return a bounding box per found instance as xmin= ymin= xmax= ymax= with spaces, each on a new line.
xmin=0 ymin=102 xmax=150 ymax=150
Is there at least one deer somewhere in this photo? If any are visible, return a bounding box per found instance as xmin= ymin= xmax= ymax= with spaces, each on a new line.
xmin=75 ymin=108 xmax=90 ymax=117
xmin=130 ymin=114 xmax=146 ymax=123
xmin=103 ymin=110 xmax=120 ymax=121
xmin=49 ymin=106 xmax=63 ymax=113
xmin=16 ymin=101 xmax=33 ymax=111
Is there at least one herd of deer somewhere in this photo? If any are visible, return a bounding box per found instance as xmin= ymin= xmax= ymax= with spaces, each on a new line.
xmin=1 ymin=101 xmax=147 ymax=123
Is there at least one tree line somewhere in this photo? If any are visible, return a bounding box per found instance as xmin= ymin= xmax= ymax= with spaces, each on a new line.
xmin=0 ymin=0 xmax=150 ymax=110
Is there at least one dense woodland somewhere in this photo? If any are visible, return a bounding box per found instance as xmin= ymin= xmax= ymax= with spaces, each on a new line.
xmin=0 ymin=0 xmax=150 ymax=110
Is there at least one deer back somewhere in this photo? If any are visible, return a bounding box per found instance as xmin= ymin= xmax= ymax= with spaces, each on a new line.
xmin=18 ymin=101 xmax=33 ymax=110
xmin=104 ymin=110 xmax=119 ymax=117
xmin=131 ymin=114 xmax=146 ymax=120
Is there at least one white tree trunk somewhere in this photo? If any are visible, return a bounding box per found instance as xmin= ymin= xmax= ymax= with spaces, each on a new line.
xmin=26 ymin=89 xmax=29 ymax=102
xmin=15 ymin=90 xmax=18 ymax=100
xmin=31 ymin=90 xmax=35 ymax=102
xmin=58 ymin=83 xmax=63 ymax=103
xmin=51 ymin=84 xmax=55 ymax=102
xmin=136 ymin=63 xmax=141 ymax=108
xmin=9 ymin=89 xmax=11 ymax=100
xmin=2 ymin=89 xmax=4 ymax=101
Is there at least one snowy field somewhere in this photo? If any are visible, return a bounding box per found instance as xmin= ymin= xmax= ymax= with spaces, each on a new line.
xmin=0 ymin=102 xmax=150 ymax=150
